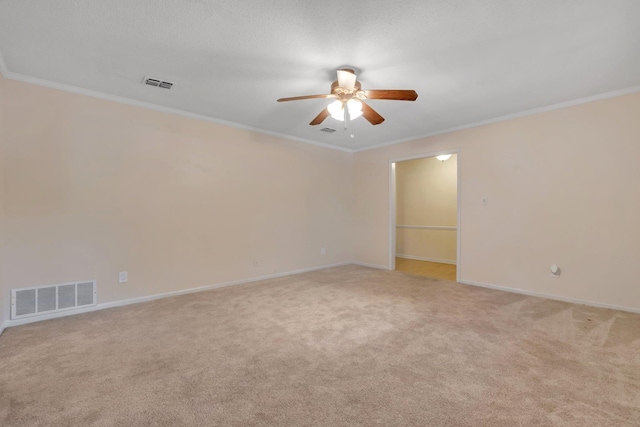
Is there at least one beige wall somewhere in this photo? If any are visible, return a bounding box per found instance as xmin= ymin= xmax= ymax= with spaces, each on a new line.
xmin=2 ymin=73 xmax=640 ymax=321
xmin=354 ymin=92 xmax=640 ymax=310
xmin=395 ymin=155 xmax=457 ymax=263
xmin=0 ymin=75 xmax=353 ymax=312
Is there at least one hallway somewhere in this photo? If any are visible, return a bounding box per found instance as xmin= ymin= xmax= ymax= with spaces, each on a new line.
xmin=395 ymin=257 xmax=456 ymax=281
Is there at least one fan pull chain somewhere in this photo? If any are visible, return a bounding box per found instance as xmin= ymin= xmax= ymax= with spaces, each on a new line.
xmin=344 ymin=104 xmax=348 ymax=130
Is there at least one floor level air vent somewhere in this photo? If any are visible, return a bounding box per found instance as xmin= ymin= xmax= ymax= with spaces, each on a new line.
xmin=11 ymin=281 xmax=97 ymax=320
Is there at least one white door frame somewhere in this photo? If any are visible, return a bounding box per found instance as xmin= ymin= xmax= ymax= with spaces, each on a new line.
xmin=388 ymin=149 xmax=462 ymax=282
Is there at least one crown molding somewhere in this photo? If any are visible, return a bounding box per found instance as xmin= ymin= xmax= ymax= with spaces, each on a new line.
xmin=0 ymin=53 xmax=353 ymax=153
xmin=3 ymin=49 xmax=639 ymax=155
xmin=353 ymin=84 xmax=640 ymax=152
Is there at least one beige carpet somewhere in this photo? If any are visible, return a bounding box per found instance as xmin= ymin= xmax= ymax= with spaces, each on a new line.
xmin=1 ymin=265 xmax=639 ymax=426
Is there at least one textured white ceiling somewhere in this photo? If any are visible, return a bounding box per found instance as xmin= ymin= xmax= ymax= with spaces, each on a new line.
xmin=1 ymin=0 xmax=639 ymax=150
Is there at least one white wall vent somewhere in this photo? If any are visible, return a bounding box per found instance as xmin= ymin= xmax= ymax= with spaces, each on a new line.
xmin=143 ymin=76 xmax=174 ymax=89
xmin=11 ymin=281 xmax=97 ymax=320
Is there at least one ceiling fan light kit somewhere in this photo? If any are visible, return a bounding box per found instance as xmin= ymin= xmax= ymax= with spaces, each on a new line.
xmin=277 ymin=68 xmax=418 ymax=127
xmin=328 ymin=99 xmax=363 ymax=121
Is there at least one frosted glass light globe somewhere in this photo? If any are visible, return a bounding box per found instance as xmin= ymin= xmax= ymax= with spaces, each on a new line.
xmin=328 ymin=100 xmax=344 ymax=120
xmin=347 ymin=99 xmax=363 ymax=120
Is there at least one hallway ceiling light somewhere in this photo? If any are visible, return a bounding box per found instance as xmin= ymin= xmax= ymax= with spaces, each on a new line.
xmin=436 ymin=154 xmax=452 ymax=162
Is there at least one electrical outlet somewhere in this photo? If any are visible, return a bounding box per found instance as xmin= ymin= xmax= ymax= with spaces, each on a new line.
xmin=118 ymin=271 xmax=128 ymax=283
xmin=253 ymin=259 xmax=259 ymax=268
xmin=320 ymin=247 xmax=326 ymax=256
xmin=482 ymin=197 xmax=489 ymax=206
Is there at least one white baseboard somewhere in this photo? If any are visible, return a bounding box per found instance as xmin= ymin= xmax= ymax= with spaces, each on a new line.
xmin=351 ymin=261 xmax=390 ymax=270
xmin=459 ymin=279 xmax=640 ymax=314
xmin=396 ymin=254 xmax=457 ymax=265
xmin=4 ymin=264 xmax=638 ymax=332
xmin=2 ymin=262 xmax=352 ymax=330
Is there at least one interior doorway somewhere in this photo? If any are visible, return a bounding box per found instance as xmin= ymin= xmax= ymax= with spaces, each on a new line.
xmin=389 ymin=151 xmax=460 ymax=282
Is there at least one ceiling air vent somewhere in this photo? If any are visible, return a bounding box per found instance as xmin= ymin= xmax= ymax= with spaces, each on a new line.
xmin=143 ymin=76 xmax=174 ymax=89
xmin=320 ymin=127 xmax=336 ymax=133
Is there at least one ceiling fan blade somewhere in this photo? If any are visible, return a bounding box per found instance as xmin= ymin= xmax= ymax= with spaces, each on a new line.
xmin=337 ymin=69 xmax=356 ymax=90
xmin=364 ymin=90 xmax=418 ymax=101
xmin=361 ymin=102 xmax=385 ymax=125
xmin=309 ymin=108 xmax=330 ymax=126
xmin=277 ymin=94 xmax=336 ymax=102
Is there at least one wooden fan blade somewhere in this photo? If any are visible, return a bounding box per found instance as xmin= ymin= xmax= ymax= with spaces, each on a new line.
xmin=364 ymin=90 xmax=418 ymax=101
xmin=277 ymin=94 xmax=336 ymax=102
xmin=310 ymin=108 xmax=330 ymax=126
xmin=361 ymin=102 xmax=385 ymax=125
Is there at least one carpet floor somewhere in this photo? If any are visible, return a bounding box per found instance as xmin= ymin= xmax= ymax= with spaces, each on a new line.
xmin=1 ymin=265 xmax=639 ymax=426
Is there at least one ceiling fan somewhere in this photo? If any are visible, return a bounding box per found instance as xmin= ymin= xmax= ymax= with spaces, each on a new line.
xmin=277 ymin=68 xmax=418 ymax=126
